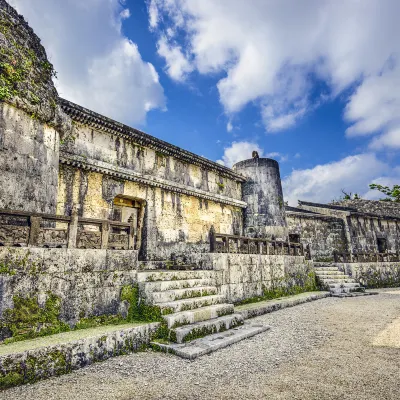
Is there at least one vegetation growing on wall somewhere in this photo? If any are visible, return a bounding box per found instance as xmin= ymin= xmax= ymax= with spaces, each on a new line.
xmin=235 ymin=266 xmax=318 ymax=306
xmin=356 ymin=265 xmax=400 ymax=288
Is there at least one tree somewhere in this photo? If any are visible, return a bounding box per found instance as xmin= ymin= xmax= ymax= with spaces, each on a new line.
xmin=369 ymin=184 xmax=400 ymax=202
xmin=341 ymin=190 xmax=360 ymax=200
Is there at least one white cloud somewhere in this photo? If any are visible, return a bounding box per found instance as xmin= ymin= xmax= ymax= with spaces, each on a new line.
xmin=217 ymin=142 xmax=287 ymax=167
xmin=282 ymin=153 xmax=399 ymax=206
xmin=216 ymin=141 xmax=264 ymax=167
xmin=157 ymin=36 xmax=193 ymax=81
xmin=226 ymin=121 xmax=233 ymax=132
xmin=9 ymin=0 xmax=165 ymax=125
xmin=369 ymin=129 xmax=400 ymax=150
xmin=150 ymin=0 xmax=400 ymax=141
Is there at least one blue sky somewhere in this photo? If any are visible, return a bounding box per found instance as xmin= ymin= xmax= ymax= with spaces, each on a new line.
xmin=9 ymin=0 xmax=400 ymax=204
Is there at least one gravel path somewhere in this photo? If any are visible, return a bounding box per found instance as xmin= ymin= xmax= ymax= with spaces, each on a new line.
xmin=3 ymin=289 xmax=400 ymax=400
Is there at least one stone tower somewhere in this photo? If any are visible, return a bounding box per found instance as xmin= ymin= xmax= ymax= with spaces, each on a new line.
xmin=233 ymin=157 xmax=287 ymax=239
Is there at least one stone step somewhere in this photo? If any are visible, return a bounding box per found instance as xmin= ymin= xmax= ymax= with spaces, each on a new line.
xmin=170 ymin=313 xmax=244 ymax=343
xmin=137 ymin=270 xmax=215 ymax=283
xmin=317 ymin=274 xmax=350 ymax=280
xmin=163 ymin=303 xmax=235 ymax=329
xmin=159 ymin=295 xmax=225 ymax=314
xmin=150 ymin=286 xmax=218 ymax=303
xmin=321 ymin=278 xmax=357 ymax=284
xmin=331 ymin=286 xmax=366 ymax=294
xmin=314 ymin=269 xmax=342 ymax=275
xmin=140 ymin=278 xmax=216 ymax=293
xmin=151 ymin=323 xmax=270 ymax=360
xmin=313 ymin=266 xmax=340 ymax=271
xmin=329 ymin=282 xmax=361 ymax=289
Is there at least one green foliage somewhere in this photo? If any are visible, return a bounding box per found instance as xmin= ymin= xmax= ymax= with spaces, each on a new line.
xmin=120 ymin=284 xmax=163 ymax=323
xmin=1 ymin=293 xmax=70 ymax=344
xmin=341 ymin=190 xmax=360 ymax=200
xmin=0 ymin=371 xmax=24 ymax=389
xmin=357 ymin=265 xmax=400 ymax=288
xmin=369 ymin=183 xmax=400 ymax=202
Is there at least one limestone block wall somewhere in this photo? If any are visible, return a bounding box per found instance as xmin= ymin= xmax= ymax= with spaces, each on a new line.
xmin=0 ymin=103 xmax=60 ymax=213
xmin=348 ymin=215 xmax=400 ymax=254
xmin=57 ymin=166 xmax=243 ymax=260
xmin=337 ymin=261 xmax=400 ymax=288
xmin=286 ymin=214 xmax=347 ymax=261
xmin=0 ymin=247 xmax=138 ymax=333
xmin=189 ymin=253 xmax=313 ymax=303
xmin=60 ymin=118 xmax=242 ymax=202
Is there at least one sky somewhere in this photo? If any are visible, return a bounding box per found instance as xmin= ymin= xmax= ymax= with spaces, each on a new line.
xmin=9 ymin=0 xmax=400 ymax=205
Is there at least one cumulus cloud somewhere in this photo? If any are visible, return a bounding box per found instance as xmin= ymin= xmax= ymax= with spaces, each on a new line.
xmin=282 ymin=153 xmax=399 ymax=206
xmin=9 ymin=0 xmax=165 ymax=125
xmin=150 ymin=0 xmax=400 ymax=143
xmin=216 ymin=141 xmax=264 ymax=167
xmin=157 ymin=36 xmax=193 ymax=81
xmin=216 ymin=142 xmax=287 ymax=167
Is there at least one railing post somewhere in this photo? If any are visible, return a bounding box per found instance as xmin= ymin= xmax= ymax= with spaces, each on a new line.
xmin=67 ymin=207 xmax=79 ymax=249
xmin=101 ymin=221 xmax=110 ymax=250
xmin=266 ymin=241 xmax=270 ymax=255
xmin=209 ymin=226 xmax=216 ymax=252
xmin=28 ymin=216 xmax=42 ymax=247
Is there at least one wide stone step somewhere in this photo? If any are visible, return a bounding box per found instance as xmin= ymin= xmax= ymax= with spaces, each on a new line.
xmin=163 ymin=303 xmax=235 ymax=329
xmin=314 ymin=269 xmax=342 ymax=275
xmin=138 ymin=270 xmax=215 ymax=282
xmin=331 ymin=286 xmax=366 ymax=294
xmin=152 ymin=323 xmax=270 ymax=360
xmin=159 ymin=295 xmax=224 ymax=314
xmin=150 ymin=286 xmax=218 ymax=303
xmin=313 ymin=266 xmax=340 ymax=271
xmin=171 ymin=313 xmax=244 ymax=344
xmin=321 ymin=278 xmax=356 ymax=284
xmin=329 ymin=282 xmax=361 ymax=289
xmin=319 ymin=275 xmax=352 ymax=280
xmin=140 ymin=278 xmax=216 ymax=293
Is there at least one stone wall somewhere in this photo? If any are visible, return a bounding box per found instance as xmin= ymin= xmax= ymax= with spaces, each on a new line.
xmin=286 ymin=213 xmax=347 ymax=261
xmin=0 ymin=247 xmax=138 ymax=337
xmin=189 ymin=253 xmax=314 ymax=303
xmin=0 ymin=103 xmax=59 ymax=213
xmin=57 ymin=165 xmax=244 ymax=261
xmin=337 ymin=261 xmax=400 ymax=288
xmin=335 ymin=199 xmax=400 ymax=219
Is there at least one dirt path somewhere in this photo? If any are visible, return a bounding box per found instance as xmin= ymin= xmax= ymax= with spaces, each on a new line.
xmin=3 ymin=289 xmax=400 ymax=400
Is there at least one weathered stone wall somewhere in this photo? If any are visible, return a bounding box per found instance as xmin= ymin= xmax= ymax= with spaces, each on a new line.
xmin=335 ymin=199 xmax=400 ymax=219
xmin=60 ymin=118 xmax=243 ymax=202
xmin=337 ymin=261 xmax=400 ymax=288
xmin=286 ymin=213 xmax=347 ymax=261
xmin=0 ymin=1 xmax=71 ymax=214
xmin=348 ymin=215 xmax=400 ymax=254
xmin=0 ymin=247 xmax=138 ymax=333
xmin=189 ymin=253 xmax=314 ymax=303
xmin=233 ymin=158 xmax=287 ymax=239
xmin=0 ymin=103 xmax=59 ymax=213
xmin=57 ymin=166 xmax=243 ymax=260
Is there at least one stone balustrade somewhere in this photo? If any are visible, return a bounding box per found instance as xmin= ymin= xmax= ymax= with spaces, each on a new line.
xmin=333 ymin=250 xmax=400 ymax=263
xmin=0 ymin=208 xmax=136 ymax=250
xmin=209 ymin=230 xmax=310 ymax=258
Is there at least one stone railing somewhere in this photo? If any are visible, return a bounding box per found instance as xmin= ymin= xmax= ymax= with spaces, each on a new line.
xmin=333 ymin=250 xmax=400 ymax=263
xmin=210 ymin=231 xmax=310 ymax=258
xmin=0 ymin=208 xmax=136 ymax=250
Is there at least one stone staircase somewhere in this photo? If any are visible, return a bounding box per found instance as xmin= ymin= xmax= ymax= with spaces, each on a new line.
xmin=314 ymin=264 xmax=366 ymax=296
xmin=137 ymin=269 xmax=268 ymax=359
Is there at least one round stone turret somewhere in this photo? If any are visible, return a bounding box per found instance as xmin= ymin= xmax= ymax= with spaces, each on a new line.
xmin=233 ymin=158 xmax=287 ymax=239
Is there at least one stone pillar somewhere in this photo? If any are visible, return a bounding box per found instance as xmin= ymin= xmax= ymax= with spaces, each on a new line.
xmin=233 ymin=158 xmax=287 ymax=239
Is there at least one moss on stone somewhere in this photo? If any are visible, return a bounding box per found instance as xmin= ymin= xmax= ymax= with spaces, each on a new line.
xmin=0 ymin=371 xmax=24 ymax=389
xmin=1 ymin=292 xmax=70 ymax=344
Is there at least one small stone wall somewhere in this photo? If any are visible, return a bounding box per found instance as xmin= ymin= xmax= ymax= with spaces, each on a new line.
xmin=0 ymin=247 xmax=138 ymax=336
xmin=337 ymin=262 xmax=400 ymax=289
xmin=190 ymin=253 xmax=315 ymax=303
xmin=0 ymin=322 xmax=159 ymax=389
